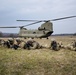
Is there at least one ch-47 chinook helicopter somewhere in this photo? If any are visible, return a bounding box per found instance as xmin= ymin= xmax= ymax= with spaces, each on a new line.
xmin=0 ymin=16 xmax=76 ymax=39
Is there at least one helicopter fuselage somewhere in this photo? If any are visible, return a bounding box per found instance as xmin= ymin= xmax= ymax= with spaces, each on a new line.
xmin=19 ymin=21 xmax=53 ymax=38
xmin=19 ymin=29 xmax=53 ymax=38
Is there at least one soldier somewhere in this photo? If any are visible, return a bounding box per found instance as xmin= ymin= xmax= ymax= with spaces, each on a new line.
xmin=8 ymin=38 xmax=14 ymax=48
xmin=13 ymin=44 xmax=20 ymax=50
xmin=31 ymin=41 xmax=42 ymax=49
xmin=71 ymin=40 xmax=76 ymax=51
xmin=72 ymin=40 xmax=76 ymax=48
xmin=23 ymin=38 xmax=33 ymax=50
xmin=5 ymin=40 xmax=10 ymax=48
xmin=50 ymin=39 xmax=58 ymax=51
xmin=0 ymin=39 xmax=4 ymax=47
xmin=57 ymin=41 xmax=64 ymax=49
xmin=11 ymin=38 xmax=21 ymax=50
xmin=2 ymin=38 xmax=14 ymax=48
xmin=65 ymin=40 xmax=76 ymax=51
xmin=16 ymin=38 xmax=21 ymax=45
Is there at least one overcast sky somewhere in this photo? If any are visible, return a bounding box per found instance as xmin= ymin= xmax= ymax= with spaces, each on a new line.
xmin=0 ymin=0 xmax=76 ymax=34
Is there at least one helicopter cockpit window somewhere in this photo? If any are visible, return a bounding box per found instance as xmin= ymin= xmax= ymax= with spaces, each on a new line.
xmin=38 ymin=27 xmax=45 ymax=30
xmin=44 ymin=27 xmax=45 ymax=30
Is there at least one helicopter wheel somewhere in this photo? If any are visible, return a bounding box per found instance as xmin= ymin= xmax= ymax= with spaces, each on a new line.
xmin=40 ymin=38 xmax=42 ymax=39
xmin=47 ymin=37 xmax=48 ymax=39
xmin=32 ymin=37 xmax=34 ymax=39
xmin=24 ymin=37 xmax=26 ymax=39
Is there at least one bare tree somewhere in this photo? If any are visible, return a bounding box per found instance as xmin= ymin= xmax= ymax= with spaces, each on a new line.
xmin=0 ymin=32 xmax=3 ymax=37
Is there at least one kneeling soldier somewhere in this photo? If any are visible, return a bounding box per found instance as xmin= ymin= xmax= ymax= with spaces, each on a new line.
xmin=50 ymin=39 xmax=58 ymax=51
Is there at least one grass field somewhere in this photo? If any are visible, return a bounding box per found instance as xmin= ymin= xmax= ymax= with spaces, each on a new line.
xmin=0 ymin=36 xmax=76 ymax=75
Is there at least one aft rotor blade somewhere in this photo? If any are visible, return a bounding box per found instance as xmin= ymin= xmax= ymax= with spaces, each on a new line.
xmin=22 ymin=21 xmax=42 ymax=27
xmin=51 ymin=16 xmax=76 ymax=21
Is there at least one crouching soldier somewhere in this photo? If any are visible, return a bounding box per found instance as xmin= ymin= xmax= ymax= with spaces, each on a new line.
xmin=57 ymin=41 xmax=64 ymax=49
xmin=50 ymin=39 xmax=58 ymax=51
xmin=0 ymin=39 xmax=5 ymax=47
xmin=12 ymin=39 xmax=21 ymax=50
xmin=4 ymin=40 xmax=11 ymax=48
xmin=70 ymin=40 xmax=76 ymax=51
xmin=13 ymin=44 xmax=20 ymax=50
xmin=31 ymin=41 xmax=42 ymax=49
xmin=72 ymin=40 xmax=76 ymax=48
xmin=23 ymin=38 xmax=33 ymax=50
xmin=65 ymin=40 xmax=76 ymax=51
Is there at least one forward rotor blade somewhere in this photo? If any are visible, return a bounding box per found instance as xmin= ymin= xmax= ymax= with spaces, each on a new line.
xmin=0 ymin=26 xmax=20 ymax=28
xmin=17 ymin=20 xmax=38 ymax=22
xmin=17 ymin=15 xmax=76 ymax=22
xmin=22 ymin=21 xmax=42 ymax=27
xmin=51 ymin=16 xmax=76 ymax=21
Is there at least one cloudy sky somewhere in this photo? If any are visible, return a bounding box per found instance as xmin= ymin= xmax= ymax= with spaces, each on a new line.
xmin=0 ymin=0 xmax=76 ymax=34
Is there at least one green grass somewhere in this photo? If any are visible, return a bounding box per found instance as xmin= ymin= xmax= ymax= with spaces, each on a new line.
xmin=0 ymin=47 xmax=76 ymax=75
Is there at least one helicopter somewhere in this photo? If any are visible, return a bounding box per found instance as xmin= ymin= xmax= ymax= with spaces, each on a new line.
xmin=0 ymin=15 xmax=76 ymax=39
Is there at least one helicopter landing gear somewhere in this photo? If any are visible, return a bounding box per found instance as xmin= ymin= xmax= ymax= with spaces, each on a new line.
xmin=47 ymin=37 xmax=48 ymax=39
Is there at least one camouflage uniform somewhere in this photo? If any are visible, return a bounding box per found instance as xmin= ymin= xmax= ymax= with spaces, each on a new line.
xmin=13 ymin=44 xmax=19 ymax=50
xmin=31 ymin=41 xmax=41 ymax=49
xmin=12 ymin=38 xmax=22 ymax=50
xmin=23 ymin=38 xmax=33 ymax=50
xmin=50 ymin=39 xmax=58 ymax=51
xmin=72 ymin=40 xmax=76 ymax=48
xmin=65 ymin=40 xmax=76 ymax=51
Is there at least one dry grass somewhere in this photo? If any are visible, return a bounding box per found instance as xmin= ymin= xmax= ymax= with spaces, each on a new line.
xmin=0 ymin=36 xmax=76 ymax=75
